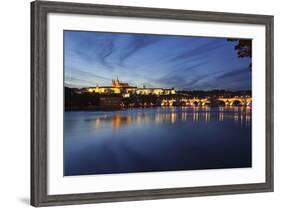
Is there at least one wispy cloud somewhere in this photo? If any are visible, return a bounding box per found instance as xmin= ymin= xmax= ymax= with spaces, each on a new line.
xmin=116 ymin=35 xmax=161 ymax=66
xmin=65 ymin=76 xmax=97 ymax=87
xmin=216 ymin=68 xmax=250 ymax=80
xmin=170 ymin=39 xmax=224 ymax=63
xmin=64 ymin=31 xmax=251 ymax=90
xmin=97 ymin=37 xmax=116 ymax=69
xmin=73 ymin=69 xmax=112 ymax=81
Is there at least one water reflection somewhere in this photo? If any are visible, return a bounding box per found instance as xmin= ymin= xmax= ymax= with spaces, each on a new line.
xmin=64 ymin=106 xmax=252 ymax=176
xmin=88 ymin=106 xmax=252 ymax=129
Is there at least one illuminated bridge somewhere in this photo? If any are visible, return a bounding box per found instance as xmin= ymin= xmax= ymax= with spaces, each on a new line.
xmin=161 ymin=97 xmax=252 ymax=107
xmin=217 ymin=97 xmax=252 ymax=106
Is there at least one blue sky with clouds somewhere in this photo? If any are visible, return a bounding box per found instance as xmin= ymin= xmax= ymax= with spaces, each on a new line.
xmin=64 ymin=30 xmax=251 ymax=90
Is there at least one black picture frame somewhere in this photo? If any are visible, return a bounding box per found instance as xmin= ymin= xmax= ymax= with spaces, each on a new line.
xmin=31 ymin=0 xmax=274 ymax=206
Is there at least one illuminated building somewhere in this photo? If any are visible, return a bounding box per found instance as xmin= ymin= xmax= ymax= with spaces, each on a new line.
xmin=85 ymin=78 xmax=176 ymax=97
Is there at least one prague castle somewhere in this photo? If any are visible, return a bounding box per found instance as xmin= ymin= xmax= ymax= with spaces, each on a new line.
xmin=85 ymin=78 xmax=176 ymax=97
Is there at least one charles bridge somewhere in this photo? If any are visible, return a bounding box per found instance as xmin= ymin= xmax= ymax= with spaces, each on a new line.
xmin=161 ymin=96 xmax=252 ymax=107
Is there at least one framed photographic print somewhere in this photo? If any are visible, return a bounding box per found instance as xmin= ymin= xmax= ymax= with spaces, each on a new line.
xmin=31 ymin=0 xmax=274 ymax=207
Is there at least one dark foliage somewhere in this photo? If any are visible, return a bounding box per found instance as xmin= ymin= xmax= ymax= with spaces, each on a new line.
xmin=65 ymin=87 xmax=100 ymax=109
xmin=178 ymin=90 xmax=251 ymax=98
xmin=227 ymin=38 xmax=252 ymax=69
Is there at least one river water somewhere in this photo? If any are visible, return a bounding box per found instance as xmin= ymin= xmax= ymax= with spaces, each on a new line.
xmin=64 ymin=106 xmax=252 ymax=176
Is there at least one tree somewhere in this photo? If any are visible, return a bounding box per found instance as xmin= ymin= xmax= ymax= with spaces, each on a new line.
xmin=227 ymin=38 xmax=252 ymax=69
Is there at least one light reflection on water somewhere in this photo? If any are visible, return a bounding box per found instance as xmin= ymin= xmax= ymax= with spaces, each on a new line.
xmin=86 ymin=106 xmax=251 ymax=130
xmin=64 ymin=106 xmax=252 ymax=176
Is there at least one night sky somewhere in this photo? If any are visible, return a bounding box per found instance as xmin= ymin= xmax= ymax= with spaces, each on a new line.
xmin=64 ymin=30 xmax=252 ymax=90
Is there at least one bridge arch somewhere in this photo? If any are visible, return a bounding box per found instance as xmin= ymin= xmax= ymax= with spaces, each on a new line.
xmin=246 ymin=100 xmax=252 ymax=107
xmin=192 ymin=101 xmax=199 ymax=106
xmin=217 ymin=100 xmax=226 ymax=106
xmin=231 ymin=100 xmax=243 ymax=106
xmin=217 ymin=98 xmax=230 ymax=106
